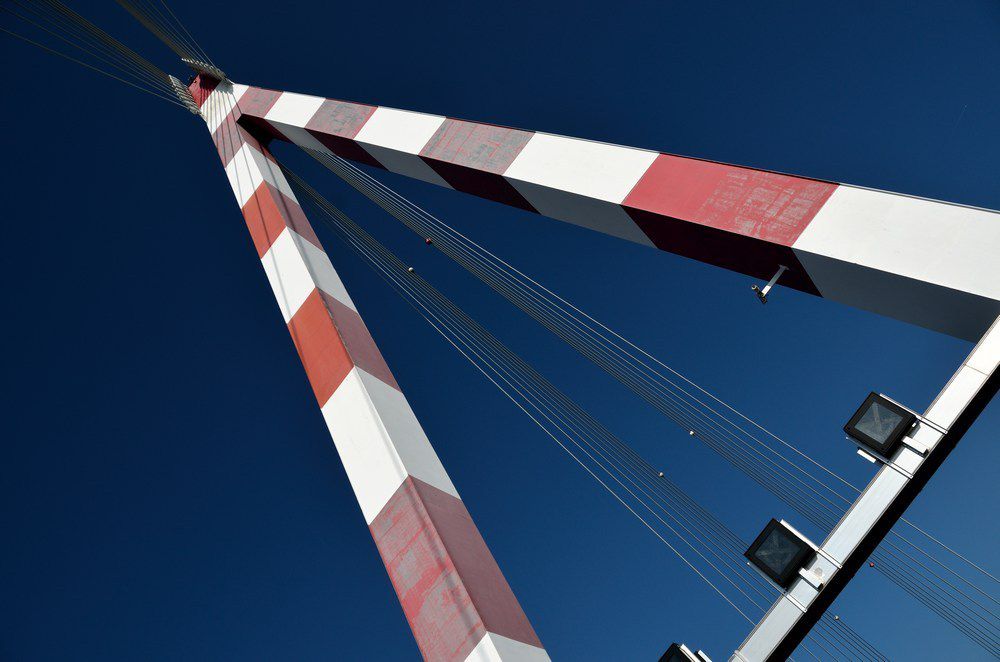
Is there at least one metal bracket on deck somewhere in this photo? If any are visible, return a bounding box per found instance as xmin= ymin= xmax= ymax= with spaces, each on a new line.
xmin=751 ymin=265 xmax=788 ymax=304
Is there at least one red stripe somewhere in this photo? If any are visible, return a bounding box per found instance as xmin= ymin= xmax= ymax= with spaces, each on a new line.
xmin=188 ymin=74 xmax=217 ymax=108
xmin=318 ymin=291 xmax=399 ymax=392
xmin=371 ymin=477 xmax=542 ymax=661
xmin=303 ymin=99 xmax=383 ymax=167
xmin=235 ymin=88 xmax=288 ymax=144
xmin=310 ymin=132 xmax=386 ymax=168
xmin=624 ymin=155 xmax=836 ymax=246
xmin=621 ymin=155 xmax=834 ymax=293
xmin=420 ymin=120 xmax=534 ymax=175
xmin=305 ymin=98 xmax=377 ymax=139
xmin=418 ymin=120 xmax=537 ymax=211
xmin=212 ymin=111 xmax=261 ymax=166
xmin=238 ymin=87 xmax=283 ymax=118
xmin=423 ymin=159 xmax=537 ymax=212
xmin=241 ymin=182 xmax=321 ymax=258
xmin=230 ymin=89 xmax=383 ymax=167
xmin=287 ymin=289 xmax=356 ymax=406
xmin=625 ymin=203 xmax=822 ymax=294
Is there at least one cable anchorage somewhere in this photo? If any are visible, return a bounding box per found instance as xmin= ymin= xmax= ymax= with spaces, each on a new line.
xmin=168 ymin=75 xmax=200 ymax=113
xmin=181 ymin=56 xmax=226 ymax=81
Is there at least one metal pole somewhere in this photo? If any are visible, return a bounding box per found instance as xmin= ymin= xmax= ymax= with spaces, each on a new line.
xmin=189 ymin=74 xmax=549 ymax=662
xmin=732 ymin=314 xmax=1000 ymax=661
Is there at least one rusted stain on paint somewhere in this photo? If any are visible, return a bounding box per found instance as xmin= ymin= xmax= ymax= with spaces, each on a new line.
xmin=420 ymin=119 xmax=533 ymax=174
xmin=306 ymin=99 xmax=377 ymax=139
xmin=284 ymin=98 xmax=384 ymax=168
xmin=229 ymin=88 xmax=289 ymax=145
xmin=624 ymin=154 xmax=837 ymax=246
xmin=371 ymin=478 xmax=542 ymax=661
xmin=418 ymin=120 xmax=538 ymax=211
xmin=238 ymin=87 xmax=283 ymax=118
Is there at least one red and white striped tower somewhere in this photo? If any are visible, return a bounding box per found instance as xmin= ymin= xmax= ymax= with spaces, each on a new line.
xmin=224 ymin=84 xmax=1000 ymax=342
xmin=188 ymin=74 xmax=548 ymax=662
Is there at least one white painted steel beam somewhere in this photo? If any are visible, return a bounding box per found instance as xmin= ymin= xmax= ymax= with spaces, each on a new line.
xmin=732 ymin=315 xmax=1000 ymax=661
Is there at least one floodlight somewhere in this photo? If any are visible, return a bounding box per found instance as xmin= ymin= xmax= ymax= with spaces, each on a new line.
xmin=745 ymin=519 xmax=816 ymax=589
xmin=844 ymin=392 xmax=917 ymax=458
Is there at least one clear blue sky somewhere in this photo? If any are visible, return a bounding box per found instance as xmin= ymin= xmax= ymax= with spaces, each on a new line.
xmin=2 ymin=1 xmax=998 ymax=659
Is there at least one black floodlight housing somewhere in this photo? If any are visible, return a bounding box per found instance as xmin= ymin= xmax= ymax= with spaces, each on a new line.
xmin=745 ymin=519 xmax=816 ymax=589
xmin=844 ymin=392 xmax=917 ymax=458
xmin=659 ymin=643 xmax=707 ymax=662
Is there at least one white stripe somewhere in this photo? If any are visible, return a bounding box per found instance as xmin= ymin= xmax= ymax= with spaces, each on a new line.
xmin=503 ymin=132 xmax=658 ymax=204
xmin=260 ymin=102 xmax=336 ymax=156
xmin=349 ymin=106 xmax=451 ymax=187
xmin=793 ymin=186 xmax=1000 ymax=300
xmin=201 ymin=82 xmax=248 ymax=134
xmin=260 ymin=229 xmax=356 ymax=322
xmin=354 ymin=106 xmax=446 ymax=154
xmin=224 ymin=142 xmax=297 ymax=208
xmin=505 ymin=178 xmax=654 ymax=247
xmin=321 ymin=367 xmax=459 ymax=523
xmin=464 ymin=634 xmax=550 ymax=662
xmin=264 ymin=91 xmax=325 ymax=127
xmin=792 ymin=186 xmax=1000 ymax=340
xmin=263 ymin=91 xmax=330 ymax=152
xmin=360 ymin=144 xmax=453 ymax=188
xmin=272 ymin=122 xmax=331 ymax=154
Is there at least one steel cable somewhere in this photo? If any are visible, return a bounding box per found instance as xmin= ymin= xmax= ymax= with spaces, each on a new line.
xmin=303 ymin=149 xmax=999 ymax=653
xmin=264 ymin=146 xmax=888 ymax=659
xmin=5 ymin=1 xmax=173 ymax=94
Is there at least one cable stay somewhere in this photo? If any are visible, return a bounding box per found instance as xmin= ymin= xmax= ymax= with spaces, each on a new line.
xmin=0 ymin=0 xmax=191 ymax=107
xmin=0 ymin=0 xmax=225 ymax=111
xmin=300 ymin=148 xmax=1000 ymax=655
xmin=113 ymin=0 xmax=222 ymax=78
xmin=265 ymin=148 xmax=889 ymax=660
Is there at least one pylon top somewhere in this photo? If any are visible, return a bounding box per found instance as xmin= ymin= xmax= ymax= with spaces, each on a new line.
xmin=181 ymin=57 xmax=226 ymax=82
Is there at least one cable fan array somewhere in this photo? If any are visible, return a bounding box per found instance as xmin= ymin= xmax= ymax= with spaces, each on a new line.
xmin=0 ymin=0 xmax=184 ymax=107
xmin=303 ymin=148 xmax=1000 ymax=655
xmin=3 ymin=1 xmax=996 ymax=655
xmin=112 ymin=0 xmax=221 ymax=76
xmin=276 ymin=158 xmax=889 ymax=661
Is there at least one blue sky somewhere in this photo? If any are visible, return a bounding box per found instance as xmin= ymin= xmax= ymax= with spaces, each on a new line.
xmin=2 ymin=1 xmax=998 ymax=659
